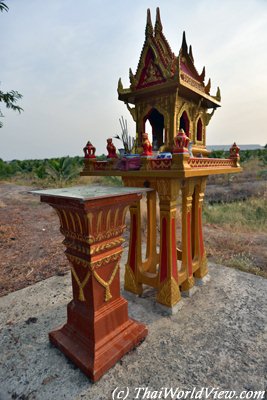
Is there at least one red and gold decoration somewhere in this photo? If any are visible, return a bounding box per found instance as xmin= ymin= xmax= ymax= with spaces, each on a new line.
xmin=83 ymin=141 xmax=96 ymax=158
xmin=229 ymin=142 xmax=240 ymax=167
xmin=141 ymin=133 xmax=153 ymax=156
xmin=106 ymin=138 xmax=118 ymax=158
xmin=173 ymin=129 xmax=190 ymax=154
xmin=33 ymin=186 xmax=148 ymax=382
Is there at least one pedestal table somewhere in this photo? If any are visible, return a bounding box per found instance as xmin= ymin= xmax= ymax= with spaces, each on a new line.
xmin=31 ymin=185 xmax=149 ymax=382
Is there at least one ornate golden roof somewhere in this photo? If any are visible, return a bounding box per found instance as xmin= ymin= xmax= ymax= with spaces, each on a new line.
xmin=118 ymin=8 xmax=221 ymax=109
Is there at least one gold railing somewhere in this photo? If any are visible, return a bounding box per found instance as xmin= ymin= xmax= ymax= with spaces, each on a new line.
xmin=188 ymin=157 xmax=236 ymax=168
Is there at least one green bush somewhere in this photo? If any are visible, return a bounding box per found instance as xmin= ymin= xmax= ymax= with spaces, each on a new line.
xmin=0 ymin=158 xmax=19 ymax=177
xmin=209 ymin=150 xmax=228 ymax=159
xmin=209 ymin=148 xmax=267 ymax=164
xmin=0 ymin=156 xmax=84 ymax=182
xmin=103 ymin=176 xmax=122 ymax=186
xmin=45 ymin=157 xmax=82 ymax=186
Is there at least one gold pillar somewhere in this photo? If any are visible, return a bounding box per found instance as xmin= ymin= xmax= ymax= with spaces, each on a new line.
xmin=143 ymin=190 xmax=158 ymax=273
xmin=156 ymin=180 xmax=181 ymax=307
xmin=194 ymin=177 xmax=208 ymax=278
xmin=180 ymin=179 xmax=195 ymax=291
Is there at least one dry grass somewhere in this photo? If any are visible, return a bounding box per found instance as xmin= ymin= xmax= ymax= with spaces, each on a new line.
xmin=203 ymin=197 xmax=267 ymax=232
xmin=204 ymin=223 xmax=267 ymax=278
xmin=203 ymin=157 xmax=267 ymax=276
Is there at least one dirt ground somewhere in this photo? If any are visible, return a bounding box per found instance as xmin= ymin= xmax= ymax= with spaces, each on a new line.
xmin=0 ymin=182 xmax=266 ymax=297
xmin=0 ymin=183 xmax=69 ymax=296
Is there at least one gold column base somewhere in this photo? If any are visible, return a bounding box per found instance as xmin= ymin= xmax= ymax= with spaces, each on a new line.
xmin=124 ymin=264 xmax=143 ymax=295
xmin=180 ymin=276 xmax=195 ymax=292
xmin=194 ymin=254 xmax=208 ymax=279
xmin=156 ymin=277 xmax=181 ymax=307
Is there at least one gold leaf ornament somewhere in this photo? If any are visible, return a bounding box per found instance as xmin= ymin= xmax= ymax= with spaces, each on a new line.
xmin=92 ymin=263 xmax=119 ymax=302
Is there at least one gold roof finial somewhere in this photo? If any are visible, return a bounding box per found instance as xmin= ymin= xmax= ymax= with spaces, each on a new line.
xmin=181 ymin=31 xmax=188 ymax=54
xmin=205 ymin=78 xmax=211 ymax=94
xmin=200 ymin=66 xmax=205 ymax=82
xmin=117 ymin=78 xmax=123 ymax=93
xmin=145 ymin=8 xmax=153 ymax=37
xmin=129 ymin=68 xmax=135 ymax=86
xmin=215 ymin=86 xmax=221 ymax=101
xmin=189 ymin=45 xmax=194 ymax=63
xmin=155 ymin=7 xmax=163 ymax=34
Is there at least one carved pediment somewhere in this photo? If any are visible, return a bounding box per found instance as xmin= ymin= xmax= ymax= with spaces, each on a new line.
xmin=137 ymin=56 xmax=165 ymax=89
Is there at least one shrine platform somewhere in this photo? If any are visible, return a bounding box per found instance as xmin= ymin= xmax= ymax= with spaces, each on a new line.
xmin=0 ymin=257 xmax=266 ymax=399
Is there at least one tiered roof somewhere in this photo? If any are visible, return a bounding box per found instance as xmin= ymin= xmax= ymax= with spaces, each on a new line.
xmin=118 ymin=8 xmax=221 ymax=109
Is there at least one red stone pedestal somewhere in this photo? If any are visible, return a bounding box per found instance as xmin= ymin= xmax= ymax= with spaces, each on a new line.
xmin=49 ymin=299 xmax=146 ymax=382
xmin=33 ymin=186 xmax=148 ymax=382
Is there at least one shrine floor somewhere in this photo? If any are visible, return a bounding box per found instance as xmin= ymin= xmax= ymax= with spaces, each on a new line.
xmin=0 ymin=255 xmax=266 ymax=400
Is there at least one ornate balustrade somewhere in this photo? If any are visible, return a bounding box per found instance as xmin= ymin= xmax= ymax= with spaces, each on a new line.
xmin=188 ymin=157 xmax=236 ymax=168
xmin=149 ymin=158 xmax=172 ymax=170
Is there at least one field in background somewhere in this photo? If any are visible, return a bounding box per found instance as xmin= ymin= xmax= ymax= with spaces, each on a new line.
xmin=1 ymin=149 xmax=266 ymax=187
xmin=203 ymin=153 xmax=266 ymax=277
xmin=0 ymin=149 xmax=266 ymax=296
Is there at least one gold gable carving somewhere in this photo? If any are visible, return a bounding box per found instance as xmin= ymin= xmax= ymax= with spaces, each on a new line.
xmin=143 ymin=61 xmax=163 ymax=84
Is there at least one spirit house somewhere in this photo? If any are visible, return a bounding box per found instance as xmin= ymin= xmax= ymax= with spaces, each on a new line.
xmin=82 ymin=8 xmax=241 ymax=311
xmin=118 ymin=8 xmax=221 ymax=156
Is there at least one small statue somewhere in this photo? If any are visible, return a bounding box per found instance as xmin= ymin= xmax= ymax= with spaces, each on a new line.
xmin=83 ymin=141 xmax=96 ymax=158
xmin=173 ymin=129 xmax=190 ymax=153
xmin=106 ymin=138 xmax=118 ymax=158
xmin=141 ymin=133 xmax=152 ymax=156
xmin=229 ymin=142 xmax=240 ymax=158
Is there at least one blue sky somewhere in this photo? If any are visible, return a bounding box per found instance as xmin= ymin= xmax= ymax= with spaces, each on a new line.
xmin=1 ymin=0 xmax=267 ymax=160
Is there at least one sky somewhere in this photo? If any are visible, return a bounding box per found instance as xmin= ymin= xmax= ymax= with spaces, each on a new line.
xmin=1 ymin=0 xmax=267 ymax=161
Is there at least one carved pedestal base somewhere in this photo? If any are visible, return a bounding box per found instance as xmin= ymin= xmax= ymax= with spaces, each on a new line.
xmin=33 ymin=186 xmax=149 ymax=382
xmin=49 ymin=298 xmax=146 ymax=382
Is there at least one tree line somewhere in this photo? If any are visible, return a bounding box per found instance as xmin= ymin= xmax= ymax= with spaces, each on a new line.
xmin=0 ymin=149 xmax=266 ymax=183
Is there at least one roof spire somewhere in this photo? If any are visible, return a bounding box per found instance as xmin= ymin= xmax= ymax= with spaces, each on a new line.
xmin=117 ymin=78 xmax=123 ymax=94
xmin=216 ymin=86 xmax=221 ymax=102
xmin=205 ymin=78 xmax=211 ymax=94
xmin=189 ymin=45 xmax=194 ymax=63
xmin=181 ymin=31 xmax=188 ymax=54
xmin=145 ymin=8 xmax=153 ymax=37
xmin=155 ymin=7 xmax=163 ymax=34
xmin=129 ymin=68 xmax=135 ymax=86
xmin=200 ymin=66 xmax=205 ymax=82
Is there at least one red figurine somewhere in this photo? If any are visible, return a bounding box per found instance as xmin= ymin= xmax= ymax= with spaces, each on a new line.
xmin=106 ymin=138 xmax=118 ymax=158
xmin=173 ymin=129 xmax=190 ymax=153
xmin=229 ymin=142 xmax=240 ymax=159
xmin=141 ymin=133 xmax=153 ymax=156
xmin=83 ymin=141 xmax=96 ymax=159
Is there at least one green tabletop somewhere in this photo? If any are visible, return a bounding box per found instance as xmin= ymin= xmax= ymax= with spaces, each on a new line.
xmin=30 ymin=185 xmax=151 ymax=201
